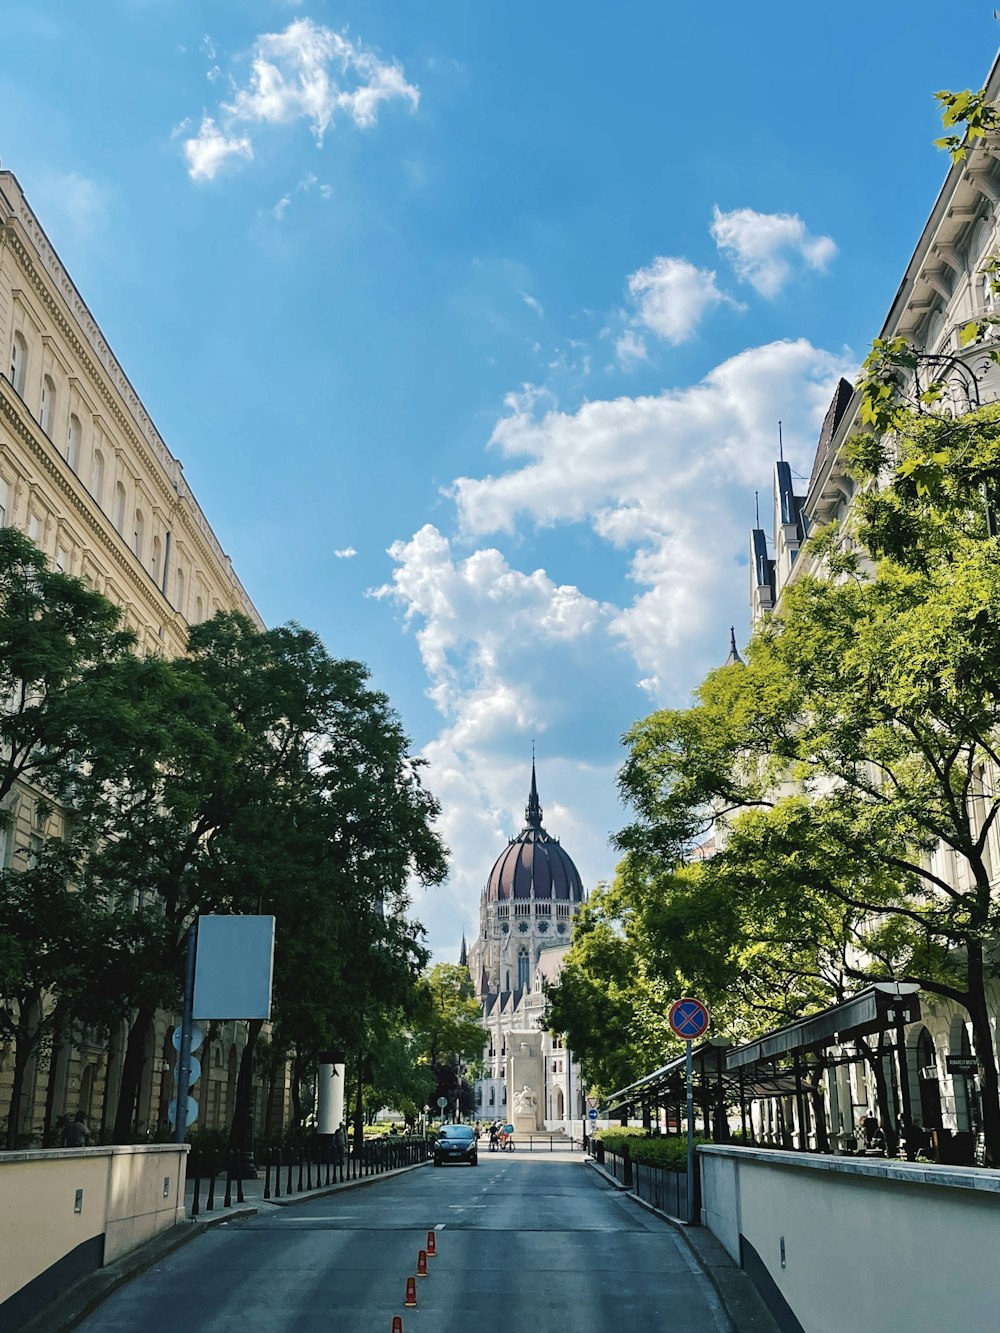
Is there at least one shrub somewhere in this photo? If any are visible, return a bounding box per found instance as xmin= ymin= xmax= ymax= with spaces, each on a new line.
xmin=598 ymin=1131 xmax=710 ymax=1170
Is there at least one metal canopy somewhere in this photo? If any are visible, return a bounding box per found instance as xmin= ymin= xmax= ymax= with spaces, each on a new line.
xmin=726 ymin=983 xmax=921 ymax=1072
xmin=598 ymin=1039 xmax=731 ymax=1114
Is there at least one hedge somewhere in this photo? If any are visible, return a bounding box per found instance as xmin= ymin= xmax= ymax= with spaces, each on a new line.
xmin=597 ymin=1130 xmax=710 ymax=1170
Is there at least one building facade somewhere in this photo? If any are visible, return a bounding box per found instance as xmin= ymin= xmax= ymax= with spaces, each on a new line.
xmin=467 ymin=767 xmax=588 ymax=1131
xmin=0 ymin=169 xmax=282 ymax=1144
xmin=743 ymin=58 xmax=1000 ymax=1153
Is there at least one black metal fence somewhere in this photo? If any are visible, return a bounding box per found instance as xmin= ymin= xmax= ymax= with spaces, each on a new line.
xmin=599 ymin=1146 xmax=694 ymax=1222
xmin=187 ymin=1135 xmax=432 ymax=1216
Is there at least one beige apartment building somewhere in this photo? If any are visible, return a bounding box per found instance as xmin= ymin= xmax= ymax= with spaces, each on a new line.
xmin=0 ymin=169 xmax=278 ymax=1143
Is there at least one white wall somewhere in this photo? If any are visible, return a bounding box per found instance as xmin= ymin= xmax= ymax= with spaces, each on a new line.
xmin=0 ymin=1144 xmax=188 ymax=1326
xmin=700 ymin=1146 xmax=1000 ymax=1333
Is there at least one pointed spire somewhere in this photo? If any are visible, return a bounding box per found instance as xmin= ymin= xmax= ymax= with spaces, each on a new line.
xmin=525 ymin=756 xmax=543 ymax=829
xmin=725 ymin=626 xmax=744 ymax=666
xmin=459 ymin=931 xmax=468 ymax=968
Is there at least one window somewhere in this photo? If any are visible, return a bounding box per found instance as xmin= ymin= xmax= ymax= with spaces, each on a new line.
xmin=0 ymin=475 xmax=8 ymax=527
xmin=175 ymin=567 xmax=186 ymax=616
xmin=40 ymin=375 xmax=56 ymax=435
xmin=194 ymin=596 xmax=203 ymax=624
xmin=133 ymin=509 xmax=145 ymax=560
xmin=55 ymin=545 xmax=69 ymax=574
xmin=151 ymin=535 xmax=162 ymax=581
xmin=67 ymin=415 xmax=82 ymax=471
xmin=113 ymin=481 xmax=126 ymax=533
xmin=10 ymin=333 xmax=27 ymax=395
xmin=27 ymin=511 xmax=42 ymax=545
xmin=91 ymin=450 xmax=105 ymax=505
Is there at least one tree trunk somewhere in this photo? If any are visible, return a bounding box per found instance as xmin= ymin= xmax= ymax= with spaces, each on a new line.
xmin=42 ymin=1034 xmax=66 ymax=1147
xmin=290 ymin=1049 xmax=303 ymax=1130
xmin=229 ymin=1019 xmax=263 ymax=1170
xmin=5 ymin=1002 xmax=34 ymax=1149
xmin=113 ymin=1002 xmax=155 ymax=1143
xmin=966 ymin=945 xmax=999 ymax=1165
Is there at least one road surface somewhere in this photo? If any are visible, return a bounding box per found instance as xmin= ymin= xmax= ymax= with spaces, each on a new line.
xmin=77 ymin=1149 xmax=733 ymax=1332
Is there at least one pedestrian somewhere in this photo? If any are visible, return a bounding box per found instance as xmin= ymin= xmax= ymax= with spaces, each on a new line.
xmin=333 ymin=1121 xmax=347 ymax=1172
xmin=61 ymin=1112 xmax=88 ymax=1148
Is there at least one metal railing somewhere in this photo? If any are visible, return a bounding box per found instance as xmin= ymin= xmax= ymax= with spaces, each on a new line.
xmin=598 ymin=1145 xmax=694 ymax=1222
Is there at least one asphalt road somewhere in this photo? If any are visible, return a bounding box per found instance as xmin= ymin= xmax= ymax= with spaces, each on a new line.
xmin=77 ymin=1150 xmax=732 ymax=1333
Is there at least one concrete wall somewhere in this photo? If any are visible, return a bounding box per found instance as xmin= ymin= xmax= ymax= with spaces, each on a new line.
xmin=699 ymin=1145 xmax=1000 ymax=1333
xmin=0 ymin=1143 xmax=188 ymax=1330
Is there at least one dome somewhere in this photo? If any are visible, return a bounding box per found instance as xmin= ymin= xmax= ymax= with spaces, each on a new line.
xmin=484 ymin=765 xmax=585 ymax=903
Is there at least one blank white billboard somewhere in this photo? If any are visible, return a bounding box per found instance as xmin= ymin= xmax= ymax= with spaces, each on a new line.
xmin=193 ymin=915 xmax=275 ymax=1020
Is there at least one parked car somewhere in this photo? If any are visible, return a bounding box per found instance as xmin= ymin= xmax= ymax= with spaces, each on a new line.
xmin=434 ymin=1124 xmax=478 ymax=1167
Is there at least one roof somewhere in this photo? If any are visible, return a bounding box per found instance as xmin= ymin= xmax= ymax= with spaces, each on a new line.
xmin=484 ymin=764 xmax=585 ymax=903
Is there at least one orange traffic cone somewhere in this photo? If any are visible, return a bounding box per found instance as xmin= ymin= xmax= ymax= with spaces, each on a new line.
xmin=426 ymin=1230 xmax=437 ymax=1257
xmin=417 ymin=1249 xmax=428 ymax=1277
xmin=404 ymin=1277 xmax=417 ymax=1308
xmin=391 ymin=1319 xmax=403 ymax=1333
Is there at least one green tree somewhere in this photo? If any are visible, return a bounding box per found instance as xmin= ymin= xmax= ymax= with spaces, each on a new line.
xmin=617 ymin=406 xmax=1000 ymax=1162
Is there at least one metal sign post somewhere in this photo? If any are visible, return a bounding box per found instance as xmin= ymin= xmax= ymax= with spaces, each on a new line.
xmin=172 ymin=923 xmax=197 ymax=1145
xmin=669 ymin=998 xmax=710 ymax=1225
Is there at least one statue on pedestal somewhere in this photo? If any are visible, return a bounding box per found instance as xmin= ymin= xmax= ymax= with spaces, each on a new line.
xmin=513 ymin=1084 xmax=538 ymax=1116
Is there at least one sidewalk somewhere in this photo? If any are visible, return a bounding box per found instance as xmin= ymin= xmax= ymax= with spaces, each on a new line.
xmin=586 ymin=1157 xmax=779 ymax=1333
xmin=183 ymin=1153 xmax=429 ymax=1219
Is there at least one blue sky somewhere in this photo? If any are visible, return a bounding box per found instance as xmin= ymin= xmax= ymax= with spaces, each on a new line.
xmin=3 ymin=2 xmax=998 ymax=959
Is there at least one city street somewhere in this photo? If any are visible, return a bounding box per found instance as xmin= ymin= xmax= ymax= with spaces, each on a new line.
xmin=76 ymin=1152 xmax=732 ymax=1332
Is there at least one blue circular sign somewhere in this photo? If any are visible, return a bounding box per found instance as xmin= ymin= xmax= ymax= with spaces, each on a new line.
xmin=587 ymin=1108 xmax=599 ymax=1121
xmin=668 ymin=997 xmax=710 ymax=1040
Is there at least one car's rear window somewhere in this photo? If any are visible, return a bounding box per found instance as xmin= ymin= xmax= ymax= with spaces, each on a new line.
xmin=440 ymin=1126 xmax=475 ymax=1140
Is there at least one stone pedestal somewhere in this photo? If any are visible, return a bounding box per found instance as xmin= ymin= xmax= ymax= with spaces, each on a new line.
xmin=506 ymin=1031 xmax=543 ymax=1132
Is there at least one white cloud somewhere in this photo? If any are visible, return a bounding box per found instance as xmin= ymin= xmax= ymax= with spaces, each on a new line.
xmin=521 ymin=291 xmax=544 ymax=317
xmin=626 ymin=256 xmax=735 ymax=345
xmin=711 ymin=205 xmax=837 ymax=298
xmin=180 ymin=18 xmax=418 ymax=182
xmin=615 ymin=329 xmax=648 ymax=366
xmin=448 ymin=337 xmax=851 ymax=693
xmin=183 ymin=116 xmax=254 ymax=182
xmin=273 ymin=193 xmax=291 ymax=220
xmin=334 ymin=546 xmax=357 ymax=559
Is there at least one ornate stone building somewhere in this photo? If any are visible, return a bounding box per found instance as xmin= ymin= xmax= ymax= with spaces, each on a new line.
xmin=467 ymin=766 xmax=588 ymax=1131
xmin=0 ymin=169 xmax=280 ymax=1143
xmin=744 ymin=62 xmax=1000 ymax=1151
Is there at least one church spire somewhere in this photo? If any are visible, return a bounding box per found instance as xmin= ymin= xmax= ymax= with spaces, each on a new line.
xmin=459 ymin=931 xmax=468 ymax=969
xmin=525 ymin=756 xmax=543 ymax=830
xmin=724 ymin=626 xmax=744 ymax=666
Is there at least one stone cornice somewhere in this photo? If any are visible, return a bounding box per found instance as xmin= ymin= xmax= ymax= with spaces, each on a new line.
xmin=0 ymin=176 xmax=259 ymax=623
xmin=1 ymin=377 xmax=192 ymax=642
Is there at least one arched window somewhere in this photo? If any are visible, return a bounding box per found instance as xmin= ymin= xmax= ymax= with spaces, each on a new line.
xmin=151 ymin=535 xmax=162 ymax=581
xmin=194 ymin=596 xmax=203 ymax=623
xmin=517 ymin=947 xmax=530 ymax=991
xmin=91 ymin=450 xmax=105 ymax=505
xmin=925 ymin=310 xmax=945 ymax=352
xmin=113 ymin=481 xmax=126 ymax=533
xmin=0 ymin=475 xmax=8 ymax=528
xmin=67 ymin=415 xmax=82 ymax=471
xmin=133 ymin=509 xmax=145 ymax=559
xmin=175 ymin=567 xmax=186 ymax=616
xmin=10 ymin=332 xmax=27 ymax=396
xmin=971 ymin=216 xmax=993 ymax=264
xmin=40 ymin=375 xmax=56 ymax=435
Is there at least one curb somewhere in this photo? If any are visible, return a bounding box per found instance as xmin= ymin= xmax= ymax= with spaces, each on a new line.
xmin=22 ymin=1158 xmax=431 ymax=1332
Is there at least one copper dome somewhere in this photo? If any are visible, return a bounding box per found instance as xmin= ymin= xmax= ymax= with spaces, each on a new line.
xmin=484 ymin=766 xmax=585 ymax=903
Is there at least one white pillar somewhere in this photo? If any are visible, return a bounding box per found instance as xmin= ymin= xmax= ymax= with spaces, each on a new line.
xmin=317 ymin=1061 xmax=345 ymax=1134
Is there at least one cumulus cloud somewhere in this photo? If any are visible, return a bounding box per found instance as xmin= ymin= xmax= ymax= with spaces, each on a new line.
xmin=334 ymin=546 xmax=357 ymax=559
xmin=615 ymin=329 xmax=648 ymax=366
xmin=711 ymin=206 xmax=837 ymax=297
xmin=449 ymin=337 xmax=850 ymax=692
xmin=180 ymin=17 xmax=418 ymax=182
xmin=626 ymin=256 xmax=735 ymax=345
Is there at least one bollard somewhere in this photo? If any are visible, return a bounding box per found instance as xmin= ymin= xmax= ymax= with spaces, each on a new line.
xmin=426 ymin=1230 xmax=437 ymax=1257
xmin=392 ymin=1320 xmax=403 ymax=1333
xmin=223 ymin=1152 xmax=233 ymax=1209
xmin=404 ymin=1277 xmax=417 ymax=1308
xmin=264 ymin=1148 xmax=272 ymax=1201
xmin=416 ymin=1249 xmax=428 ymax=1277
xmin=190 ymin=1152 xmax=202 ymax=1218
xmin=623 ymin=1143 xmax=633 ymax=1189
